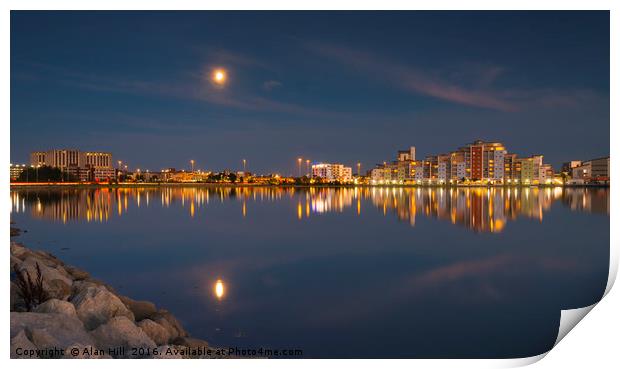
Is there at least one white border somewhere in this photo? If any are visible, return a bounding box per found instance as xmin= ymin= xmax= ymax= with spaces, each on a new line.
xmin=3 ymin=1 xmax=617 ymax=369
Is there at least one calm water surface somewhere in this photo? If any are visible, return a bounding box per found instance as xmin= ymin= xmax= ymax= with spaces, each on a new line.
xmin=10 ymin=186 xmax=609 ymax=358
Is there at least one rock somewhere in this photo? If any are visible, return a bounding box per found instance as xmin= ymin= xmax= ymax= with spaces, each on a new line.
xmin=119 ymin=295 xmax=157 ymax=321
xmin=11 ymin=312 xmax=94 ymax=350
xmin=171 ymin=336 xmax=210 ymax=349
xmin=64 ymin=344 xmax=111 ymax=359
xmin=32 ymin=250 xmax=64 ymax=268
xmin=91 ymin=316 xmax=156 ymax=358
xmin=10 ymin=330 xmax=38 ymax=359
xmin=153 ymin=345 xmax=185 ymax=359
xmin=138 ymin=319 xmax=170 ymax=345
xmin=151 ymin=309 xmax=187 ymax=340
xmin=17 ymin=256 xmax=73 ymax=300
xmin=29 ymin=328 xmax=63 ymax=354
xmin=10 ymin=242 xmax=29 ymax=259
xmin=11 ymin=227 xmax=21 ymax=237
xmin=82 ymin=278 xmax=118 ymax=295
xmin=71 ymin=284 xmax=135 ymax=330
xmin=47 ymin=279 xmax=73 ymax=301
xmin=11 ymin=255 xmax=22 ymax=269
xmin=34 ymin=298 xmax=78 ymax=317
xmin=65 ymin=265 xmax=90 ymax=280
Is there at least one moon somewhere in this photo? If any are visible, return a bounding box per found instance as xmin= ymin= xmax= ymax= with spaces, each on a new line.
xmin=212 ymin=68 xmax=227 ymax=85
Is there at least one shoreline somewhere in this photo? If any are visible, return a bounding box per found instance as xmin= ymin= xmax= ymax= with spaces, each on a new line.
xmin=10 ymin=236 xmax=227 ymax=359
xmin=9 ymin=182 xmax=610 ymax=189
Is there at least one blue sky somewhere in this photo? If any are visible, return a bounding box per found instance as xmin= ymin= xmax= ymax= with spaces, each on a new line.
xmin=11 ymin=11 xmax=609 ymax=174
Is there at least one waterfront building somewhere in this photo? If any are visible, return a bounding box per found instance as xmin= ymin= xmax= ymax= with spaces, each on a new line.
xmin=572 ymin=157 xmax=610 ymax=184
xmin=80 ymin=152 xmax=114 ymax=181
xmin=29 ymin=149 xmax=114 ymax=181
xmin=561 ymin=161 xmax=582 ymax=175
xmin=517 ymin=157 xmax=535 ymax=184
xmin=312 ymin=163 xmax=353 ymax=182
xmin=397 ymin=146 xmax=416 ymax=162
xmin=460 ymin=140 xmax=507 ymax=181
xmin=503 ymin=154 xmax=521 ymax=183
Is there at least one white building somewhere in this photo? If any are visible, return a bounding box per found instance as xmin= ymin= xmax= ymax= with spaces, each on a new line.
xmin=312 ymin=163 xmax=353 ymax=182
xmin=456 ymin=162 xmax=467 ymax=180
xmin=438 ymin=162 xmax=449 ymax=181
xmin=492 ymin=150 xmax=506 ymax=181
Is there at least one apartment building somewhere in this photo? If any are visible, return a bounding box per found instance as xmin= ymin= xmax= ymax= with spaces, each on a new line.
xmin=312 ymin=163 xmax=353 ymax=182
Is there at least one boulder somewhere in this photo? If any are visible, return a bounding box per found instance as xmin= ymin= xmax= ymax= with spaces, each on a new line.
xmin=32 ymin=250 xmax=64 ymax=268
xmin=138 ymin=319 xmax=170 ymax=345
xmin=10 ymin=242 xmax=29 ymax=259
xmin=91 ymin=316 xmax=156 ymax=358
xmin=119 ymin=295 xmax=157 ymax=321
xmin=17 ymin=256 xmax=73 ymax=300
xmin=29 ymin=328 xmax=63 ymax=354
xmin=10 ymin=312 xmax=94 ymax=350
xmin=71 ymin=284 xmax=135 ymax=330
xmin=150 ymin=309 xmax=187 ymax=340
xmin=11 ymin=255 xmax=22 ymax=269
xmin=34 ymin=298 xmax=78 ymax=317
xmin=65 ymin=265 xmax=90 ymax=280
xmin=10 ymin=330 xmax=38 ymax=359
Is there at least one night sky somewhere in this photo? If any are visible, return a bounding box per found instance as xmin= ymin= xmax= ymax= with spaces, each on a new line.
xmin=11 ymin=11 xmax=609 ymax=175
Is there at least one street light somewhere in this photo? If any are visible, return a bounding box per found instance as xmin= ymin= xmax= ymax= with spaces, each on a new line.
xmin=243 ymin=159 xmax=247 ymax=172
xmin=117 ymin=160 xmax=123 ymax=181
xmin=306 ymin=159 xmax=310 ymax=176
xmin=357 ymin=162 xmax=361 ymax=176
xmin=190 ymin=160 xmax=195 ymax=173
xmin=297 ymin=158 xmax=302 ymax=177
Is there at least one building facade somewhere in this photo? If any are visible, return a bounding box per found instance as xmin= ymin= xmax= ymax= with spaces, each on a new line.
xmin=312 ymin=163 xmax=353 ymax=182
xmin=29 ymin=149 xmax=114 ymax=181
xmin=572 ymin=157 xmax=610 ymax=183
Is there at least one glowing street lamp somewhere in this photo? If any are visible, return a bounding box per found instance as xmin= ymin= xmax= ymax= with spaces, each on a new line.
xmin=306 ymin=159 xmax=310 ymax=176
xmin=190 ymin=160 xmax=195 ymax=173
xmin=242 ymin=159 xmax=247 ymax=172
xmin=297 ymin=158 xmax=302 ymax=177
xmin=357 ymin=162 xmax=361 ymax=176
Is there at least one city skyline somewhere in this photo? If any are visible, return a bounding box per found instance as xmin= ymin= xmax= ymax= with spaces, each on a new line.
xmin=11 ymin=11 xmax=609 ymax=174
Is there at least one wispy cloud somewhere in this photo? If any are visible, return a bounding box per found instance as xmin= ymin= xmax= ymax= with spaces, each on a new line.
xmin=25 ymin=61 xmax=329 ymax=117
xmin=305 ymin=41 xmax=602 ymax=112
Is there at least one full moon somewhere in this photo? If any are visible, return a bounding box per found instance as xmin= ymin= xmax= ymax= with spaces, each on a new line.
xmin=212 ymin=69 xmax=227 ymax=85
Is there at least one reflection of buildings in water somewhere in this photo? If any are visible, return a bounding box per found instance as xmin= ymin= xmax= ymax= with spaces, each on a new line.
xmin=11 ymin=189 xmax=113 ymax=223
xmin=367 ymin=187 xmax=562 ymax=233
xmin=560 ymin=188 xmax=610 ymax=214
xmin=309 ymin=188 xmax=355 ymax=214
xmin=10 ymin=186 xmax=608 ymax=233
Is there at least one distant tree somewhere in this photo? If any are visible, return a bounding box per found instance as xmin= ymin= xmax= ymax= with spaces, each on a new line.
xmin=228 ymin=172 xmax=237 ymax=183
xmin=17 ymin=166 xmax=77 ymax=182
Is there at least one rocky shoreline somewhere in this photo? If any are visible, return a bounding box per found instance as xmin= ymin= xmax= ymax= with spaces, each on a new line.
xmin=10 ymin=241 xmax=226 ymax=359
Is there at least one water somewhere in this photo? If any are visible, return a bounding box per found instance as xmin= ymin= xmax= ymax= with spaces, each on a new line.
xmin=10 ymin=186 xmax=609 ymax=358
